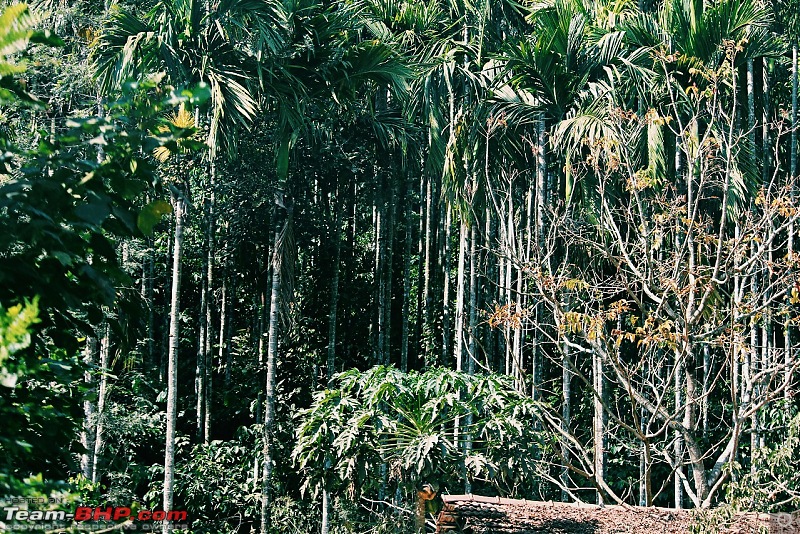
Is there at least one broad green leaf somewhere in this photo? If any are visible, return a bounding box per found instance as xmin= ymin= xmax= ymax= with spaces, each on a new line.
xmin=137 ymin=199 xmax=173 ymax=236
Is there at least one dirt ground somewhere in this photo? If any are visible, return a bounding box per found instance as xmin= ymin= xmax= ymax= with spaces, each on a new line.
xmin=436 ymin=495 xmax=798 ymax=533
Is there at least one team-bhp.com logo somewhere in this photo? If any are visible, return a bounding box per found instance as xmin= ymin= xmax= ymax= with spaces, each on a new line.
xmin=5 ymin=506 xmax=187 ymax=522
xmin=73 ymin=506 xmax=187 ymax=522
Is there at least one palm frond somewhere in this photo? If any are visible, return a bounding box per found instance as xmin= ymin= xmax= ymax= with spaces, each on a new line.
xmin=336 ymin=40 xmax=412 ymax=98
xmin=365 ymin=108 xmax=416 ymax=150
xmin=489 ymin=83 xmax=542 ymax=128
xmin=200 ymin=30 xmax=259 ymax=153
xmin=0 ymin=4 xmax=45 ymax=64
xmin=92 ymin=10 xmax=159 ymax=94
xmin=551 ymin=90 xmax=618 ymax=156
xmin=646 ymin=115 xmax=666 ymax=186
xmin=620 ymin=11 xmax=664 ymax=50
xmin=216 ymin=0 xmax=286 ymax=54
xmin=0 ymin=4 xmax=60 ymax=106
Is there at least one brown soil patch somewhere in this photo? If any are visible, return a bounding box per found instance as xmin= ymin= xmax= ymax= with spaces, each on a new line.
xmin=436 ymin=495 xmax=797 ymax=533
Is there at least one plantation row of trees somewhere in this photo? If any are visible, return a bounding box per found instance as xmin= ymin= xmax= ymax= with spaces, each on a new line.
xmin=1 ymin=0 xmax=800 ymax=532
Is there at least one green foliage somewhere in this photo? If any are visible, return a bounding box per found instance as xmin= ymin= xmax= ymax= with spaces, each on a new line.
xmin=138 ymin=199 xmax=173 ymax=236
xmin=688 ymin=504 xmax=739 ymax=534
xmin=0 ymin=3 xmax=62 ymax=107
xmin=93 ymin=0 xmax=283 ymax=154
xmin=0 ymin=297 xmax=39 ymax=387
xmin=0 ymin=65 xmax=208 ymax=348
xmin=0 ymin=472 xmax=80 ymax=526
xmin=726 ymin=404 xmax=800 ymax=514
xmin=1 ymin=0 xmax=799 ymax=528
xmin=95 ymin=371 xmax=166 ymax=505
xmin=268 ymin=496 xmax=321 ymax=534
xmin=0 ymin=0 xmax=206 ymax=505
xmin=0 ymin=298 xmax=81 ymax=497
xmin=171 ymin=427 xmax=261 ymax=534
xmin=0 ymin=299 xmax=38 ymax=491
xmin=70 ymin=473 xmax=103 ymax=506
xmin=0 ymin=341 xmax=83 ymax=497
xmin=294 ymin=366 xmax=543 ymax=505
xmin=0 ymin=298 xmax=81 ymax=500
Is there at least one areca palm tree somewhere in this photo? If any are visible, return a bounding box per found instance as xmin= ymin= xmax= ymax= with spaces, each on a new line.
xmin=253 ymin=1 xmax=413 ymax=530
xmin=366 ymin=0 xmax=518 ymax=370
xmin=93 ymin=4 xmax=284 ymax=532
xmin=495 ymin=0 xmax=649 ymax=504
xmin=94 ymin=0 xmax=284 ymax=154
xmin=376 ymin=0 xmax=529 ymax=494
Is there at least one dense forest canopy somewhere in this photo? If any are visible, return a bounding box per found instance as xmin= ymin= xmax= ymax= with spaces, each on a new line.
xmin=1 ymin=0 xmax=800 ymax=532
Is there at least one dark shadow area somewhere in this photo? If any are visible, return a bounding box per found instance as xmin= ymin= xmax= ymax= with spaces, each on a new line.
xmin=462 ymin=518 xmax=600 ymax=534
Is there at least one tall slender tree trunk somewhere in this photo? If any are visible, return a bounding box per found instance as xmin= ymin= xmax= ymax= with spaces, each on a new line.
xmin=141 ymin=233 xmax=155 ymax=372
xmin=453 ymin=220 xmax=467 ymax=372
xmin=792 ymin=39 xmax=799 ymax=198
xmin=442 ymin=208 xmax=453 ymax=364
xmin=504 ymin=190 xmax=514 ymax=380
xmin=163 ymin=193 xmax=185 ymax=534
xmin=534 ymin=117 xmax=547 ymax=400
xmin=762 ymin=58 xmax=771 ymax=184
xmin=483 ymin=206 xmax=494 ymax=370
xmin=196 ymin=185 xmax=210 ymax=442
xmin=92 ymin=322 xmax=110 ymax=484
xmin=375 ymin=172 xmax=387 ymax=365
xmin=321 ymin=485 xmax=331 ymax=534
xmin=204 ymin=167 xmax=215 ymax=443
xmin=467 ymin=223 xmax=477 ymax=376
xmin=196 ymin=266 xmax=208 ymax=442
xmin=788 ymin=41 xmax=798 ymax=397
xmin=463 ymin=223 xmax=478 ymax=493
xmin=384 ymin=177 xmax=396 ymax=363
xmin=218 ymin=260 xmax=230 ymax=390
xmin=760 ymin=58 xmax=772 ymax=455
xmin=750 ymin=247 xmax=760 ymax=473
xmin=535 ymin=113 xmax=546 ymax=261
xmin=674 ymin=357 xmax=684 ymax=507
xmin=254 ymin=246 xmax=268 ymax=496
xmin=415 ymin=173 xmax=426 ymax=367
xmin=322 ymin=183 xmax=343 ymax=534
xmin=422 ymin=175 xmax=437 ymax=364
xmin=593 ymin=348 xmax=605 ymax=506
xmin=561 ymin=299 xmax=571 ymax=502
xmin=639 ymin=357 xmax=650 ymax=506
xmin=702 ymin=342 xmax=710 ymax=437
xmin=746 ymin=59 xmax=757 ymax=162
xmin=733 ymin=220 xmax=747 ymax=482
xmin=81 ymin=337 xmax=97 ymax=481
xmin=401 ymin=177 xmax=413 ymax=372
xmin=261 ymin=221 xmax=283 ymax=534
xmin=673 ymin=146 xmax=684 ymax=510
xmin=523 ymin=185 xmax=535 ymax=400
xmin=733 ymin=223 xmax=743 ymax=474
xmin=516 ymin=186 xmax=531 ymax=395
xmin=224 ymin=274 xmax=235 ymax=389
xmin=746 ymin=59 xmax=761 ymax=470
xmin=258 ymin=287 xmax=267 ymax=366
xmin=450 ymin=215 xmax=468 ymax=491
xmin=513 ymin=262 xmax=523 ymax=392
xmin=160 ymin=214 xmax=173 ymax=385
xmin=253 ymin=289 xmax=263 ymax=499
xmin=328 ymin=183 xmax=343 ymax=381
